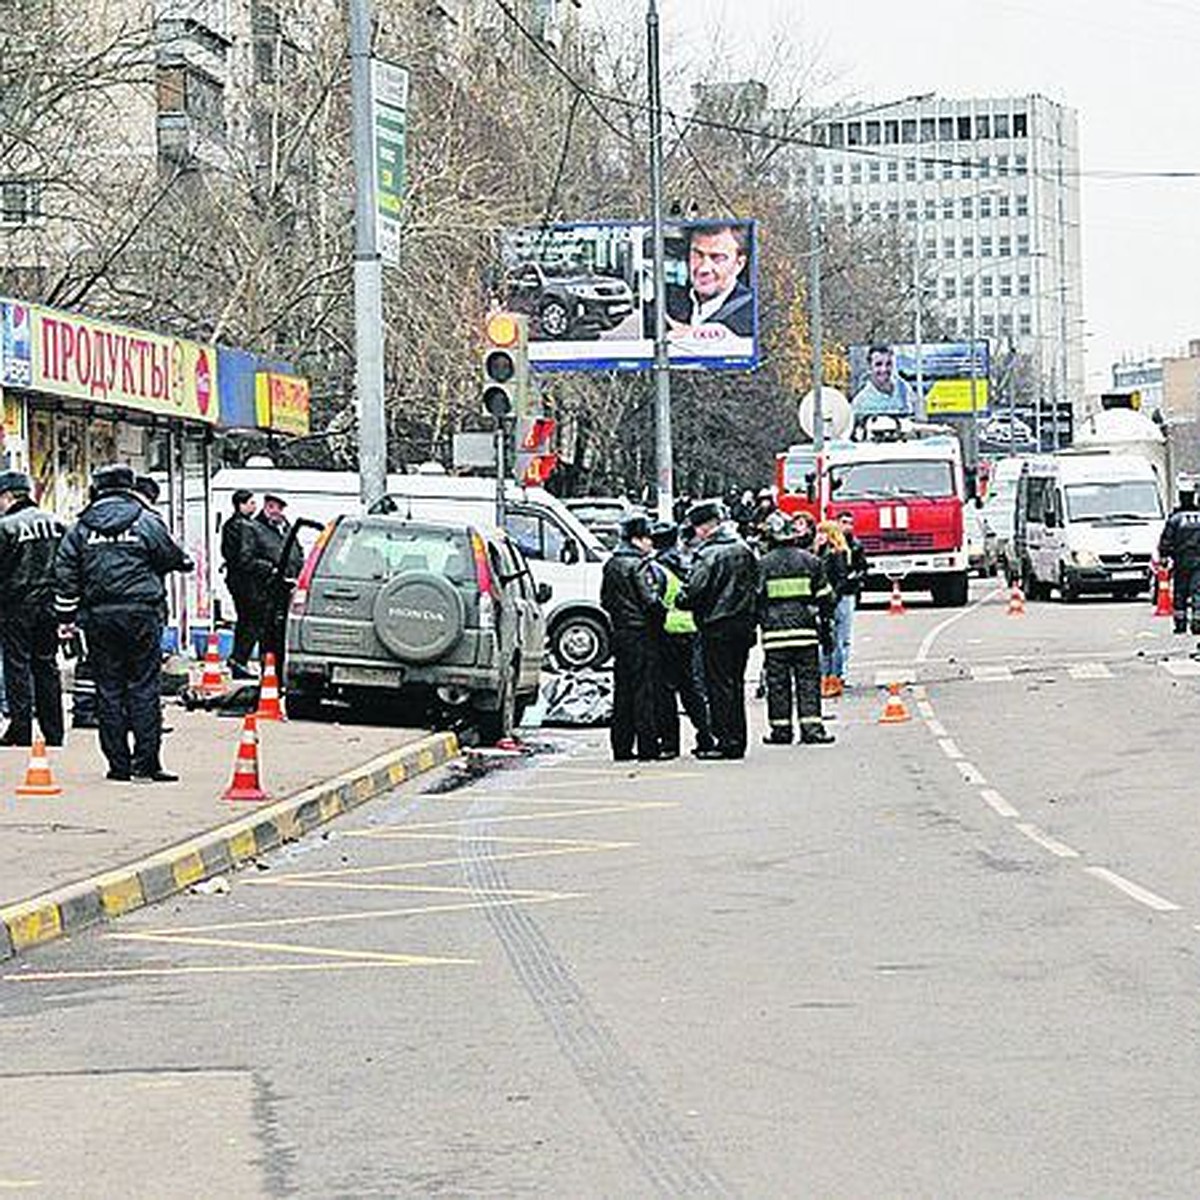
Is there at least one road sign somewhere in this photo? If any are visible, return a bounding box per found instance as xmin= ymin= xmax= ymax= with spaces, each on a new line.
xmin=371 ymin=59 xmax=408 ymax=267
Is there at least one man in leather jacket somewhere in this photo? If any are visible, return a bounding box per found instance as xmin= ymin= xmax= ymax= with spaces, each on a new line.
xmin=681 ymin=499 xmax=759 ymax=759
xmin=0 ymin=471 xmax=65 ymax=746
xmin=758 ymin=511 xmax=836 ymax=745
xmin=600 ymin=512 xmax=665 ymax=761
xmin=55 ymin=464 xmax=191 ymax=783
xmin=1158 ymin=485 xmax=1200 ymax=635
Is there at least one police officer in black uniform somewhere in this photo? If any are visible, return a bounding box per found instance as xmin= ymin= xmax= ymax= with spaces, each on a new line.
xmin=600 ymin=513 xmax=664 ymax=761
xmin=247 ymin=493 xmax=305 ymax=667
xmin=758 ymin=511 xmax=836 ymax=745
xmin=682 ymin=499 xmax=759 ymax=760
xmin=221 ymin=489 xmax=260 ymax=677
xmin=651 ymin=520 xmax=713 ymax=757
xmin=54 ymin=465 xmax=191 ymax=783
xmin=0 ymin=471 xmax=65 ymax=747
xmin=1158 ymin=482 xmax=1200 ymax=636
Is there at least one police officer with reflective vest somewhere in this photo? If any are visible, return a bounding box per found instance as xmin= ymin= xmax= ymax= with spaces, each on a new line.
xmin=757 ymin=510 xmax=836 ymax=745
xmin=651 ymin=520 xmax=714 ymax=757
xmin=682 ymin=499 xmax=760 ymax=760
xmin=0 ymin=471 xmax=65 ymax=747
xmin=54 ymin=464 xmax=191 ymax=783
xmin=600 ymin=512 xmax=665 ymax=761
xmin=1158 ymin=482 xmax=1200 ymax=635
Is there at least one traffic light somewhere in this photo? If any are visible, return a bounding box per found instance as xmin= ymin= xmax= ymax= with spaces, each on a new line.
xmin=482 ymin=311 xmax=529 ymax=420
xmin=515 ymin=415 xmax=558 ymax=486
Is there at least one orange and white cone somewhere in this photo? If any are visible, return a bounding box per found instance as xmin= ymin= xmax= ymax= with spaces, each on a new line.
xmin=254 ymin=653 xmax=284 ymax=721
xmin=1007 ymin=581 xmax=1026 ymax=616
xmin=887 ymin=580 xmax=906 ymax=616
xmin=878 ymin=682 xmax=912 ymax=725
xmin=15 ymin=736 xmax=62 ymax=797
xmin=1154 ymin=565 xmax=1174 ymax=617
xmin=198 ymin=630 xmax=226 ymax=696
xmin=222 ymin=714 xmax=269 ymax=802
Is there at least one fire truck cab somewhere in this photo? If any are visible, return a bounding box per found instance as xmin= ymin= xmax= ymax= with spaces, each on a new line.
xmin=775 ymin=418 xmax=971 ymax=607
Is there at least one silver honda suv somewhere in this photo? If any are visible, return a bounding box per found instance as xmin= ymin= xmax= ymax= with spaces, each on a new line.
xmin=284 ymin=515 xmax=548 ymax=740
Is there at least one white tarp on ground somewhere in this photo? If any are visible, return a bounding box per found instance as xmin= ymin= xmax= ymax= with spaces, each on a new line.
xmin=525 ymin=668 xmax=613 ymax=727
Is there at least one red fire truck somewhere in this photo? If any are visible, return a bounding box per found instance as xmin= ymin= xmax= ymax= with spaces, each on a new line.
xmin=775 ymin=420 xmax=971 ymax=607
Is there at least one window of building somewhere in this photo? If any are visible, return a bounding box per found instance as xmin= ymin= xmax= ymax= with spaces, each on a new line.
xmin=831 ymin=162 xmax=844 ymax=185
xmin=943 ymin=277 xmax=957 ymax=299
xmin=939 ymin=116 xmax=954 ymax=141
xmin=943 ymin=197 xmax=955 ymax=219
xmin=979 ymin=194 xmax=992 ymax=218
xmin=887 ymin=199 xmax=900 ymax=220
xmin=923 ymin=159 xmax=935 ymax=180
xmin=920 ymin=117 xmax=935 ymax=142
xmin=865 ymin=120 xmax=881 ymax=146
xmin=978 ymin=156 xmax=991 ymax=178
xmin=157 ymin=63 xmax=226 ymax=139
xmin=947 ymin=315 xmax=959 ymax=336
xmin=943 ymin=236 xmax=956 ymax=259
xmin=925 ymin=235 xmax=937 ymax=259
xmin=925 ymin=198 xmax=937 ymax=221
xmin=828 ymin=123 xmax=844 ymax=148
xmin=976 ymin=115 xmax=991 ymax=139
xmin=887 ymin=159 xmax=899 ymax=182
xmin=993 ymin=114 xmax=1010 ymax=139
xmin=1013 ymin=112 xmax=1028 ymax=137
xmin=1018 ymin=273 xmax=1031 ymax=296
xmin=1015 ymin=192 xmax=1028 ymax=217
xmin=1017 ymin=232 xmax=1030 ymax=256
xmin=942 ymin=159 xmax=954 ymax=179
xmin=960 ymin=159 xmax=973 ymax=180
xmin=996 ymin=154 xmax=1009 ymax=176
xmin=846 ymin=122 xmax=862 ymax=146
xmin=960 ymin=196 xmax=973 ymax=219
xmin=830 ymin=201 xmax=845 ymax=219
xmin=851 ymin=201 xmax=864 ymax=221
xmin=982 ymin=314 xmax=995 ymax=336
xmin=901 ymin=118 xmax=917 ymax=144
xmin=905 ymin=159 xmax=917 ymax=182
xmin=980 ymin=275 xmax=994 ymax=297
xmin=850 ymin=161 xmax=862 ymax=183
xmin=868 ymin=160 xmax=881 ymax=183
xmin=869 ymin=200 xmax=883 ymax=219
xmin=0 ymin=179 xmax=42 ymax=227
xmin=814 ymin=164 xmax=826 ymax=186
xmin=1019 ymin=311 xmax=1032 ymax=335
xmin=958 ymin=115 xmax=972 ymax=141
xmin=1014 ymin=153 xmax=1028 ymax=176
xmin=962 ymin=235 xmax=974 ymax=258
xmin=999 ymin=313 xmax=1014 ymax=336
xmin=884 ymin=119 xmax=899 ymax=144
xmin=998 ymin=234 xmax=1012 ymax=258
xmin=905 ymin=199 xmax=918 ymax=222
xmin=999 ymin=274 xmax=1012 ymax=296
xmin=980 ymin=235 xmax=993 ymax=258
xmin=997 ymin=193 xmax=1010 ymax=217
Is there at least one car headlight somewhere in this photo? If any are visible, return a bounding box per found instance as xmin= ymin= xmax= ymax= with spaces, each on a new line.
xmin=1072 ymin=549 xmax=1100 ymax=567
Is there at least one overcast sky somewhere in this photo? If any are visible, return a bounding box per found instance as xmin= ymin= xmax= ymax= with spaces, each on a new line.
xmin=642 ymin=0 xmax=1200 ymax=393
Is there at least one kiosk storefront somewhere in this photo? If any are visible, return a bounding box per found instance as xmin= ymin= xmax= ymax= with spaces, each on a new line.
xmin=0 ymin=298 xmax=218 ymax=643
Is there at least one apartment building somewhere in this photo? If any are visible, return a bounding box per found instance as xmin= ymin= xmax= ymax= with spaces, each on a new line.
xmin=801 ymin=93 xmax=1084 ymax=411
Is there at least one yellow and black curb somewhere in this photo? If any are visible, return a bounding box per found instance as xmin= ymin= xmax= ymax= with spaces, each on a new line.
xmin=0 ymin=730 xmax=459 ymax=963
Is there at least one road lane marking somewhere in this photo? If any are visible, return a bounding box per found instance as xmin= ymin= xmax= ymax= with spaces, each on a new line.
xmin=980 ymin=789 xmax=1020 ymax=818
xmin=915 ymin=700 xmax=936 ymax=720
xmin=925 ymin=719 xmax=949 ymax=738
xmin=1163 ymin=659 xmax=1200 ymax=677
xmin=1015 ymin=823 xmax=1079 ymax=858
xmin=955 ymin=761 xmax=986 ymax=784
xmin=916 ymin=585 xmax=1004 ymax=663
xmin=5 ymin=962 xmax=452 ymax=983
xmin=971 ymin=665 xmax=1014 ymax=682
xmin=1068 ymin=662 xmax=1113 ymax=680
xmin=346 ymin=801 xmax=677 ymax=831
xmin=109 ymin=931 xmax=473 ymax=965
xmin=937 ymin=738 xmax=963 ymax=759
xmin=1086 ymin=867 xmax=1180 ymax=912
xmin=874 ymin=669 xmax=915 ymax=687
xmin=911 ymin=684 xmax=928 ymax=700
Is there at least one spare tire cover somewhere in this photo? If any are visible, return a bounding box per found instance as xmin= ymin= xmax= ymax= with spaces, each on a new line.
xmin=372 ymin=573 xmax=465 ymax=663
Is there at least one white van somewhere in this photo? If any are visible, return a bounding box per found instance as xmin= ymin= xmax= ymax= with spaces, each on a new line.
xmin=211 ymin=468 xmax=612 ymax=668
xmin=1014 ymin=451 xmax=1165 ymax=601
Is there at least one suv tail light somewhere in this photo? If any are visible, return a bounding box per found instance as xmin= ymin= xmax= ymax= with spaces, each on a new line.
xmin=290 ymin=522 xmax=335 ymax=616
xmin=470 ymin=530 xmax=496 ymax=626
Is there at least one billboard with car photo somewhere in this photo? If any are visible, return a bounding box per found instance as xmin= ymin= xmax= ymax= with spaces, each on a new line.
xmin=496 ymin=219 xmax=758 ymax=371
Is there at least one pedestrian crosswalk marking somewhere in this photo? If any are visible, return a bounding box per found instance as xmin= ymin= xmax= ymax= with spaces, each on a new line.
xmin=1163 ymin=658 xmax=1200 ymax=677
xmin=970 ymin=665 xmax=1014 ymax=682
xmin=1068 ymin=662 xmax=1113 ymax=680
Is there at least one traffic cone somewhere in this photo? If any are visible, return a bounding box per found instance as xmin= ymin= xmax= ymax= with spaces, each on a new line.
xmin=254 ymin=653 xmax=284 ymax=721
xmin=15 ymin=736 xmax=62 ymax=797
xmin=1007 ymin=581 xmax=1026 ymax=616
xmin=198 ymin=630 xmax=227 ymax=696
xmin=887 ymin=580 xmax=906 ymax=616
xmin=222 ymin=714 xmax=269 ymax=802
xmin=878 ymin=682 xmax=912 ymax=725
xmin=1154 ymin=565 xmax=1174 ymax=617
xmin=821 ymin=675 xmax=838 ymax=698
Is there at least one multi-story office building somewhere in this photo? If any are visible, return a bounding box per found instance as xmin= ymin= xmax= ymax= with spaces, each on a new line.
xmin=801 ymin=93 xmax=1084 ymax=411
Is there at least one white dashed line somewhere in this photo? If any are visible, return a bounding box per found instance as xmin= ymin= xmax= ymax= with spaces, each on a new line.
xmin=1163 ymin=659 xmax=1200 ymax=678
xmin=925 ymin=719 xmax=949 ymax=738
xmin=915 ymin=700 xmax=936 ymax=720
xmin=937 ymin=738 xmax=964 ymax=760
xmin=971 ymin=664 xmax=1014 ymax=682
xmin=1085 ymin=867 xmax=1180 ymax=912
xmin=1068 ymin=662 xmax=1113 ymax=680
xmin=1015 ymin=823 xmax=1080 ymax=858
xmin=956 ymin=761 xmax=986 ymax=785
xmin=980 ymin=788 xmax=1020 ymax=818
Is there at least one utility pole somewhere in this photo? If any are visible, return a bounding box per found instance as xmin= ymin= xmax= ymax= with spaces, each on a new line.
xmin=647 ymin=0 xmax=673 ymax=521
xmin=808 ymin=144 xmax=825 ymax=455
xmin=350 ymin=0 xmax=387 ymax=509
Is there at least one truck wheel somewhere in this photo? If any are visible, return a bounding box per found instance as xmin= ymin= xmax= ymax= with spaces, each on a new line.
xmin=550 ymin=612 xmax=610 ymax=670
xmin=1059 ymin=568 xmax=1080 ymax=604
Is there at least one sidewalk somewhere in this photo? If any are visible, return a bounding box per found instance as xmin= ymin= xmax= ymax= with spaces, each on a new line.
xmin=0 ymin=701 xmax=459 ymax=960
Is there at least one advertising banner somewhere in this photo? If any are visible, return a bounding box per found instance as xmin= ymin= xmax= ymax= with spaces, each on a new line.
xmin=497 ymin=219 xmax=758 ymax=371
xmin=848 ymin=340 xmax=990 ymax=420
xmin=255 ymin=371 xmax=311 ymax=435
xmin=26 ymin=305 xmax=219 ymax=423
xmin=0 ymin=300 xmax=33 ymax=387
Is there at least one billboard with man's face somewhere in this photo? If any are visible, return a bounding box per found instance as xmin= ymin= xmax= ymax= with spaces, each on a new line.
xmin=495 ymin=220 xmax=758 ymax=371
xmin=848 ymin=340 xmax=991 ymax=421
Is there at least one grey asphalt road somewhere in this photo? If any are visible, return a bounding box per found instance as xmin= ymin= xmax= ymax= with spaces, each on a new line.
xmin=3 ymin=579 xmax=1200 ymax=1198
